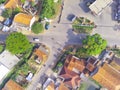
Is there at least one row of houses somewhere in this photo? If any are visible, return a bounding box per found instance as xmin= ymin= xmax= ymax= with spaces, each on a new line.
xmin=0 ymin=0 xmax=39 ymax=32
xmin=42 ymin=55 xmax=99 ymax=90
xmin=41 ymin=49 xmax=120 ymax=90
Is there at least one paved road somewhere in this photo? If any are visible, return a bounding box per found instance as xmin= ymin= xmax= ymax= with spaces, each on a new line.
xmin=27 ymin=0 xmax=120 ymax=89
xmin=0 ymin=0 xmax=120 ymax=90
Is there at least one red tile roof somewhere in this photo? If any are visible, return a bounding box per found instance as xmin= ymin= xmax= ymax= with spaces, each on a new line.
xmin=2 ymin=79 xmax=24 ymax=90
xmin=59 ymin=66 xmax=81 ymax=89
xmin=65 ymin=55 xmax=87 ymax=73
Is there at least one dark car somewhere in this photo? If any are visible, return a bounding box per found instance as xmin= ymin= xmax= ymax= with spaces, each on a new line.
xmin=67 ymin=14 xmax=76 ymax=22
xmin=45 ymin=22 xmax=50 ymax=30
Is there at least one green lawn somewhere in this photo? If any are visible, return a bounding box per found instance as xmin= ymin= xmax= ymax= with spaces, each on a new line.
xmin=78 ymin=82 xmax=88 ymax=90
xmin=0 ymin=45 xmax=4 ymax=53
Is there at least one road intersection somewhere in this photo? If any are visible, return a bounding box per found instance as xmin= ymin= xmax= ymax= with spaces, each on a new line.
xmin=0 ymin=0 xmax=120 ymax=90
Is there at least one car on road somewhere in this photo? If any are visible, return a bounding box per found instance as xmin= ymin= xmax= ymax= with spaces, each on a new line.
xmin=33 ymin=38 xmax=39 ymax=42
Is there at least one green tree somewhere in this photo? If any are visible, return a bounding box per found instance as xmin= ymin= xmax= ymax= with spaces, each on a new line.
xmin=2 ymin=9 xmax=12 ymax=18
xmin=31 ymin=22 xmax=44 ymax=34
xmin=82 ymin=33 xmax=107 ymax=56
xmin=6 ymin=32 xmax=32 ymax=54
xmin=13 ymin=7 xmax=21 ymax=15
xmin=0 ymin=0 xmax=5 ymax=4
xmin=40 ymin=0 xmax=55 ymax=19
xmin=21 ymin=0 xmax=25 ymax=3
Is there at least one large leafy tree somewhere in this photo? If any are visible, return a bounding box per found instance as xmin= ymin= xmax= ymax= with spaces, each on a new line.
xmin=76 ymin=34 xmax=107 ymax=57
xmin=6 ymin=32 xmax=32 ymax=54
xmin=40 ymin=0 xmax=55 ymax=19
xmin=31 ymin=22 xmax=44 ymax=34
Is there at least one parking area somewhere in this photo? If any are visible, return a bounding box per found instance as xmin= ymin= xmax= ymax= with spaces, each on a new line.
xmin=60 ymin=0 xmax=120 ymax=46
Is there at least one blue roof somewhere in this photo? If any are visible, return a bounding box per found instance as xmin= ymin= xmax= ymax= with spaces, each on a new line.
xmin=3 ymin=18 xmax=12 ymax=26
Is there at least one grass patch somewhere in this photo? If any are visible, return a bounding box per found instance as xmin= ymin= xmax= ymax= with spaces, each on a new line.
xmin=78 ymin=82 xmax=87 ymax=90
xmin=0 ymin=45 xmax=4 ymax=53
xmin=89 ymin=78 xmax=102 ymax=88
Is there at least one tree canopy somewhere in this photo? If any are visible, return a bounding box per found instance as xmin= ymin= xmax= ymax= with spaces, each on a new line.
xmin=76 ymin=34 xmax=107 ymax=57
xmin=40 ymin=0 xmax=55 ymax=19
xmin=0 ymin=0 xmax=5 ymax=4
xmin=31 ymin=22 xmax=44 ymax=34
xmin=2 ymin=9 xmax=12 ymax=18
xmin=6 ymin=32 xmax=32 ymax=54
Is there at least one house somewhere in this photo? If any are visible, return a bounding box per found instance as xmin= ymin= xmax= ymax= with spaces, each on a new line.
xmin=22 ymin=0 xmax=38 ymax=15
xmin=0 ymin=50 xmax=20 ymax=83
xmin=0 ymin=50 xmax=20 ymax=70
xmin=86 ymin=57 xmax=98 ymax=72
xmin=92 ymin=63 xmax=120 ymax=90
xmin=89 ymin=0 xmax=113 ymax=15
xmin=45 ymin=81 xmax=55 ymax=90
xmin=2 ymin=79 xmax=24 ymax=90
xmin=13 ymin=13 xmax=36 ymax=30
xmin=58 ymin=83 xmax=69 ymax=90
xmin=0 ymin=63 xmax=9 ymax=83
xmin=110 ymin=56 xmax=120 ymax=72
xmin=34 ymin=45 xmax=49 ymax=63
xmin=59 ymin=66 xmax=81 ymax=89
xmin=58 ymin=55 xmax=98 ymax=89
xmin=34 ymin=49 xmax=47 ymax=63
xmin=43 ymin=78 xmax=54 ymax=90
xmin=44 ymin=78 xmax=69 ymax=90
xmin=65 ymin=55 xmax=87 ymax=74
xmin=4 ymin=0 xmax=21 ymax=9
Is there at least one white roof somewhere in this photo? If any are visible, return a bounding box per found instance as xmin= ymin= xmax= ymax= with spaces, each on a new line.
xmin=0 ymin=64 xmax=9 ymax=81
xmin=89 ymin=0 xmax=113 ymax=15
xmin=0 ymin=50 xmax=20 ymax=69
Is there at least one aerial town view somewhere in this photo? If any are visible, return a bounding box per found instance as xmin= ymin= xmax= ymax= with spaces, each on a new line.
xmin=0 ymin=0 xmax=120 ymax=90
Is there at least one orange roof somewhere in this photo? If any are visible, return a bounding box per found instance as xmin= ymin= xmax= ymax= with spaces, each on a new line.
xmin=4 ymin=0 xmax=21 ymax=9
xmin=34 ymin=49 xmax=47 ymax=62
xmin=93 ymin=64 xmax=120 ymax=90
xmin=59 ymin=66 xmax=81 ymax=89
xmin=14 ymin=13 xmax=33 ymax=26
xmin=45 ymin=82 xmax=55 ymax=90
xmin=2 ymin=79 xmax=24 ymax=90
xmin=65 ymin=55 xmax=86 ymax=72
xmin=58 ymin=83 xmax=69 ymax=90
xmin=86 ymin=63 xmax=95 ymax=72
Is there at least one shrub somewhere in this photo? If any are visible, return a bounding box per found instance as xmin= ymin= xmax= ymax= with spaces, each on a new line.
xmin=32 ymin=22 xmax=44 ymax=34
xmin=2 ymin=9 xmax=12 ymax=18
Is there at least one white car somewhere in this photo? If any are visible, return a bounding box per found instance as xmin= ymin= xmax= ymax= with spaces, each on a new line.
xmin=33 ymin=38 xmax=39 ymax=41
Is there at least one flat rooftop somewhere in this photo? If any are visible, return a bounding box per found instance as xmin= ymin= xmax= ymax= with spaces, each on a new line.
xmin=0 ymin=63 xmax=9 ymax=82
xmin=89 ymin=0 xmax=113 ymax=15
xmin=0 ymin=50 xmax=20 ymax=69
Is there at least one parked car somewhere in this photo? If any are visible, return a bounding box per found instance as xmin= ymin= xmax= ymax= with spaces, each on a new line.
xmin=45 ymin=22 xmax=50 ymax=30
xmin=33 ymin=38 xmax=39 ymax=41
xmin=115 ymin=1 xmax=120 ymax=22
xmin=68 ymin=14 xmax=76 ymax=22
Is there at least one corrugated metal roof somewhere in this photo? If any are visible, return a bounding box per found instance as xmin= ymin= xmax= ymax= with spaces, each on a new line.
xmin=89 ymin=0 xmax=113 ymax=15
